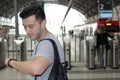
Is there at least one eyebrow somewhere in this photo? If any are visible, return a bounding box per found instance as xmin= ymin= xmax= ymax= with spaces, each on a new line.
xmin=24 ymin=24 xmax=34 ymax=27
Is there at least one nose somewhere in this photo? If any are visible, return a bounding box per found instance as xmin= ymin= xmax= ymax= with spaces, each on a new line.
xmin=25 ymin=28 xmax=30 ymax=34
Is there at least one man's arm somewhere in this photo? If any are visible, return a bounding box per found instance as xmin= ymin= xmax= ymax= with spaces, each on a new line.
xmin=5 ymin=56 xmax=50 ymax=76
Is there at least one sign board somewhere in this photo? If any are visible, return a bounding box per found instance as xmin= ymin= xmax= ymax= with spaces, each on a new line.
xmin=99 ymin=0 xmax=112 ymax=10
xmin=99 ymin=10 xmax=112 ymax=19
xmin=97 ymin=20 xmax=119 ymax=32
xmin=30 ymin=1 xmax=44 ymax=10
xmin=98 ymin=0 xmax=113 ymax=19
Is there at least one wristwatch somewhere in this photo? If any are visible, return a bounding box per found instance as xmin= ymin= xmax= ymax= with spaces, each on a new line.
xmin=7 ymin=59 xmax=17 ymax=68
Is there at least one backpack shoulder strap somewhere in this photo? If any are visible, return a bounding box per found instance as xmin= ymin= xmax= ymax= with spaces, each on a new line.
xmin=35 ymin=38 xmax=61 ymax=80
xmin=40 ymin=39 xmax=61 ymax=63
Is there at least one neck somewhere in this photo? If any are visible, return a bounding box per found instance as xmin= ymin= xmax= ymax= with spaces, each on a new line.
xmin=38 ymin=30 xmax=49 ymax=41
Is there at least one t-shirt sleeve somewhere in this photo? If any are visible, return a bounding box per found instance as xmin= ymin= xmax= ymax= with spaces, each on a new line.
xmin=34 ymin=40 xmax=54 ymax=64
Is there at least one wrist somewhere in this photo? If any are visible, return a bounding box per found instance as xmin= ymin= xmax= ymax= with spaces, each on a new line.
xmin=7 ymin=59 xmax=17 ymax=68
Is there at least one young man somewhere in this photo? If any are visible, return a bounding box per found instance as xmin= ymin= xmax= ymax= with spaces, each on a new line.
xmin=5 ymin=5 xmax=64 ymax=80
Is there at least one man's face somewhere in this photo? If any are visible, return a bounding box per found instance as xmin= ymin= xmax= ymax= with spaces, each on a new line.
xmin=22 ymin=15 xmax=43 ymax=40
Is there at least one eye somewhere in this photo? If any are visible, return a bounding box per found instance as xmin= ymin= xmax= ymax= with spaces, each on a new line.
xmin=29 ymin=24 xmax=34 ymax=28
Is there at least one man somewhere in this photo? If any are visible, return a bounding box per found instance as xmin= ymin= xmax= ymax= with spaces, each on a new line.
xmin=5 ymin=5 xmax=64 ymax=80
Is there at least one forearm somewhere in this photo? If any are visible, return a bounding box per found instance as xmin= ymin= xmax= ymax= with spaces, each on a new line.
xmin=9 ymin=60 xmax=35 ymax=75
xmin=5 ymin=56 xmax=50 ymax=76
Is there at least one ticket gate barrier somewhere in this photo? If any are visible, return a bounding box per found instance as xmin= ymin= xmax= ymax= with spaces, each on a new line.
xmin=109 ymin=39 xmax=119 ymax=69
xmin=0 ymin=38 xmax=6 ymax=68
xmin=14 ymin=37 xmax=27 ymax=61
xmin=64 ymin=40 xmax=71 ymax=70
xmin=86 ymin=40 xmax=95 ymax=69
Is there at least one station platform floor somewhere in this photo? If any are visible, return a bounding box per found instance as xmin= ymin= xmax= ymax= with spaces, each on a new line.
xmin=0 ymin=61 xmax=120 ymax=80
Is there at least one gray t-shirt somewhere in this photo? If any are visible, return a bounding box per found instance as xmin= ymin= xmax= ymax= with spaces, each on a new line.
xmin=32 ymin=33 xmax=64 ymax=80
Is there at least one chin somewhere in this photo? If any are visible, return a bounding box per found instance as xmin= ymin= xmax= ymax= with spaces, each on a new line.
xmin=30 ymin=37 xmax=36 ymax=41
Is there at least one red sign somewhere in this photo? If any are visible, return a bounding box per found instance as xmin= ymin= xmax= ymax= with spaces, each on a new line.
xmin=97 ymin=20 xmax=120 ymax=32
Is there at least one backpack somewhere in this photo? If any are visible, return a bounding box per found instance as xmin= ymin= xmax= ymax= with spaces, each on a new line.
xmin=35 ymin=39 xmax=68 ymax=80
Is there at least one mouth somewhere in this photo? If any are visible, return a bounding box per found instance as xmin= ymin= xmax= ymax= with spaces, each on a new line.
xmin=28 ymin=34 xmax=32 ymax=38
xmin=29 ymin=35 xmax=32 ymax=38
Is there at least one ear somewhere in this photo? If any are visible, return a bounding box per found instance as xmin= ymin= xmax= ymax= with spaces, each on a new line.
xmin=41 ymin=20 xmax=46 ymax=28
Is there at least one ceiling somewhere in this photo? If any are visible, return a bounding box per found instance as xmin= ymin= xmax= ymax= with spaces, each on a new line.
xmin=0 ymin=0 xmax=120 ymax=21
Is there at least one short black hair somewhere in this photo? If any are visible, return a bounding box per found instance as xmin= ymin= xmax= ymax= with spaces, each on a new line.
xmin=19 ymin=5 xmax=46 ymax=22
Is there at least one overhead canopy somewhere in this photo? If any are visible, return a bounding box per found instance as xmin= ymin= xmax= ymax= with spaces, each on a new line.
xmin=0 ymin=0 xmax=119 ymax=21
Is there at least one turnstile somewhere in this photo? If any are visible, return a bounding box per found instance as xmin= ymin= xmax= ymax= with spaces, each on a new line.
xmin=86 ymin=40 xmax=95 ymax=69
xmin=109 ymin=39 xmax=119 ymax=69
xmin=64 ymin=40 xmax=71 ymax=70
xmin=0 ymin=38 xmax=6 ymax=68
xmin=14 ymin=37 xmax=27 ymax=61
